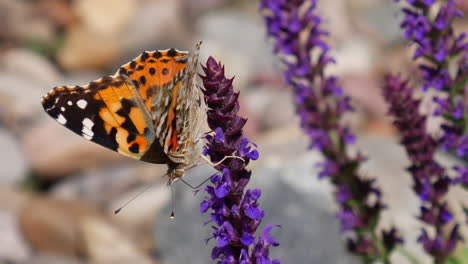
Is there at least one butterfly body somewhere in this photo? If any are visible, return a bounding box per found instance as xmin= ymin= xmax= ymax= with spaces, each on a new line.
xmin=41 ymin=43 xmax=204 ymax=182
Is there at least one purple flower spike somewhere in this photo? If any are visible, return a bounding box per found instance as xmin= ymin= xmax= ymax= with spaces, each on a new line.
xmin=261 ymin=0 xmax=401 ymax=261
xmin=396 ymin=0 xmax=468 ymax=194
xmin=383 ymin=74 xmax=463 ymax=262
xmin=393 ymin=0 xmax=467 ymax=260
xmin=199 ymin=57 xmax=282 ymax=263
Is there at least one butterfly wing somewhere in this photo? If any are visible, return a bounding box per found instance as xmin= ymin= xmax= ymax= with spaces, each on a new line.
xmin=117 ymin=48 xmax=190 ymax=113
xmin=41 ymin=75 xmax=170 ymax=163
xmin=116 ymin=46 xmax=202 ymax=158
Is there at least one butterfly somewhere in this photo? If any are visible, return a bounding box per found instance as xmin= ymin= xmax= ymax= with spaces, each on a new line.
xmin=41 ymin=42 xmax=206 ymax=183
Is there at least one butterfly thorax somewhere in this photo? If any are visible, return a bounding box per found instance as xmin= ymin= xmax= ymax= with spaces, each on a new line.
xmin=166 ymin=139 xmax=204 ymax=183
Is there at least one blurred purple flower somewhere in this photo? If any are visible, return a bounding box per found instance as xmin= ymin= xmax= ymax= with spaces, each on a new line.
xmin=454 ymin=166 xmax=468 ymax=185
xmin=418 ymin=225 xmax=462 ymax=261
xmin=199 ymin=57 xmax=281 ymax=264
xmin=383 ymin=74 xmax=463 ymax=261
xmin=337 ymin=208 xmax=364 ymax=232
xmin=397 ymin=0 xmax=468 ymax=190
xmin=261 ymin=0 xmax=402 ymax=260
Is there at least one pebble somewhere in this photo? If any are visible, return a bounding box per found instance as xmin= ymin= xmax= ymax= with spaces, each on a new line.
xmin=22 ymin=120 xmax=124 ymax=179
xmin=22 ymin=254 xmax=85 ymax=264
xmin=0 ymin=0 xmax=57 ymax=46
xmin=51 ymin=161 xmax=166 ymax=207
xmin=121 ymin=0 xmax=190 ymax=56
xmin=0 ymin=210 xmax=31 ymax=263
xmin=19 ymin=197 xmax=104 ymax=257
xmin=196 ymin=9 xmax=278 ymax=88
xmin=57 ymin=25 xmax=121 ymax=70
xmin=0 ymin=129 xmax=27 ymax=184
xmin=243 ymin=86 xmax=296 ymax=131
xmin=73 ymin=0 xmax=136 ymax=37
xmin=0 ymin=48 xmax=61 ymax=86
xmin=0 ymin=48 xmax=60 ymax=123
xmin=82 ymin=216 xmax=153 ymax=264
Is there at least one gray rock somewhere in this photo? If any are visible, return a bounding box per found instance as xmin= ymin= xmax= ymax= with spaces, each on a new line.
xmin=22 ymin=254 xmax=85 ymax=264
xmin=120 ymin=0 xmax=191 ymax=59
xmin=0 ymin=210 xmax=31 ymax=263
xmin=0 ymin=73 xmax=50 ymax=123
xmin=196 ymin=9 xmax=277 ymax=88
xmin=0 ymin=128 xmax=27 ymax=184
xmin=154 ymin=148 xmax=359 ymax=264
xmin=0 ymin=48 xmax=60 ymax=124
xmin=1 ymin=49 xmax=61 ymax=87
xmin=244 ymin=87 xmax=296 ymax=131
xmin=22 ymin=120 xmax=123 ymax=179
xmin=51 ymin=161 xmax=166 ymax=207
xmin=357 ymin=1 xmax=403 ymax=45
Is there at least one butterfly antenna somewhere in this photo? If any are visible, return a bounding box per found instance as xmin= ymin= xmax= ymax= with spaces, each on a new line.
xmin=114 ymin=175 xmax=167 ymax=214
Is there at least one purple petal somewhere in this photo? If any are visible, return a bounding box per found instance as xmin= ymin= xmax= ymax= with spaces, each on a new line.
xmin=245 ymin=206 xmax=264 ymax=220
xmin=215 ymin=183 xmax=230 ymax=198
xmin=200 ymin=200 xmax=210 ymax=213
xmin=241 ymin=232 xmax=255 ymax=246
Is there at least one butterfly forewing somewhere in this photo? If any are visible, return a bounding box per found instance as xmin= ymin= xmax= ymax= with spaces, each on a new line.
xmin=41 ymin=75 xmax=159 ymax=160
xmin=117 ymin=49 xmax=190 ymax=114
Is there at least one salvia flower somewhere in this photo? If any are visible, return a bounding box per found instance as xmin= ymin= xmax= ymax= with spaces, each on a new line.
xmin=397 ymin=0 xmax=468 ymax=188
xmin=383 ymin=74 xmax=463 ymax=262
xmin=260 ymin=0 xmax=402 ymax=261
xmin=199 ymin=57 xmax=281 ymax=264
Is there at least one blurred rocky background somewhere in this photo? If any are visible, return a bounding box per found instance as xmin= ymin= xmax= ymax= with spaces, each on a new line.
xmin=0 ymin=0 xmax=467 ymax=263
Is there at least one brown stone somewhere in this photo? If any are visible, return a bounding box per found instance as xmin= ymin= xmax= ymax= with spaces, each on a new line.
xmin=57 ymin=25 xmax=121 ymax=70
xmin=19 ymin=197 xmax=103 ymax=257
xmin=22 ymin=120 xmax=124 ymax=179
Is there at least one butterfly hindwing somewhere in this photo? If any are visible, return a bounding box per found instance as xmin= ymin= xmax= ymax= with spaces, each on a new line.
xmin=41 ymin=75 xmax=167 ymax=161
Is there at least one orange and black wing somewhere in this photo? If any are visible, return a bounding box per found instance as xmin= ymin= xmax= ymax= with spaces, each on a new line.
xmin=117 ymin=48 xmax=190 ymax=113
xmin=41 ymin=75 xmax=170 ymax=163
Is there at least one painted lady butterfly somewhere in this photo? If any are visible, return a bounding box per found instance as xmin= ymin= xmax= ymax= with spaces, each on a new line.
xmin=41 ymin=43 xmax=205 ymax=183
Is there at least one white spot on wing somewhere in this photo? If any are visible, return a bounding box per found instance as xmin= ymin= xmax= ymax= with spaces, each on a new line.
xmin=77 ymin=99 xmax=88 ymax=109
xmin=57 ymin=114 xmax=67 ymax=125
xmin=82 ymin=118 xmax=94 ymax=128
xmin=82 ymin=118 xmax=94 ymax=138
xmin=60 ymin=107 xmax=65 ymax=112
xmin=67 ymin=101 xmax=73 ymax=106
xmin=82 ymin=127 xmax=93 ymax=136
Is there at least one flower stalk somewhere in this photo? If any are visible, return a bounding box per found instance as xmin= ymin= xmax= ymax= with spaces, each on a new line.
xmin=199 ymin=56 xmax=281 ymax=264
xmin=260 ymin=0 xmax=402 ymax=262
xmin=383 ymin=74 xmax=462 ymax=263
xmin=397 ymin=0 xmax=468 ymax=187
